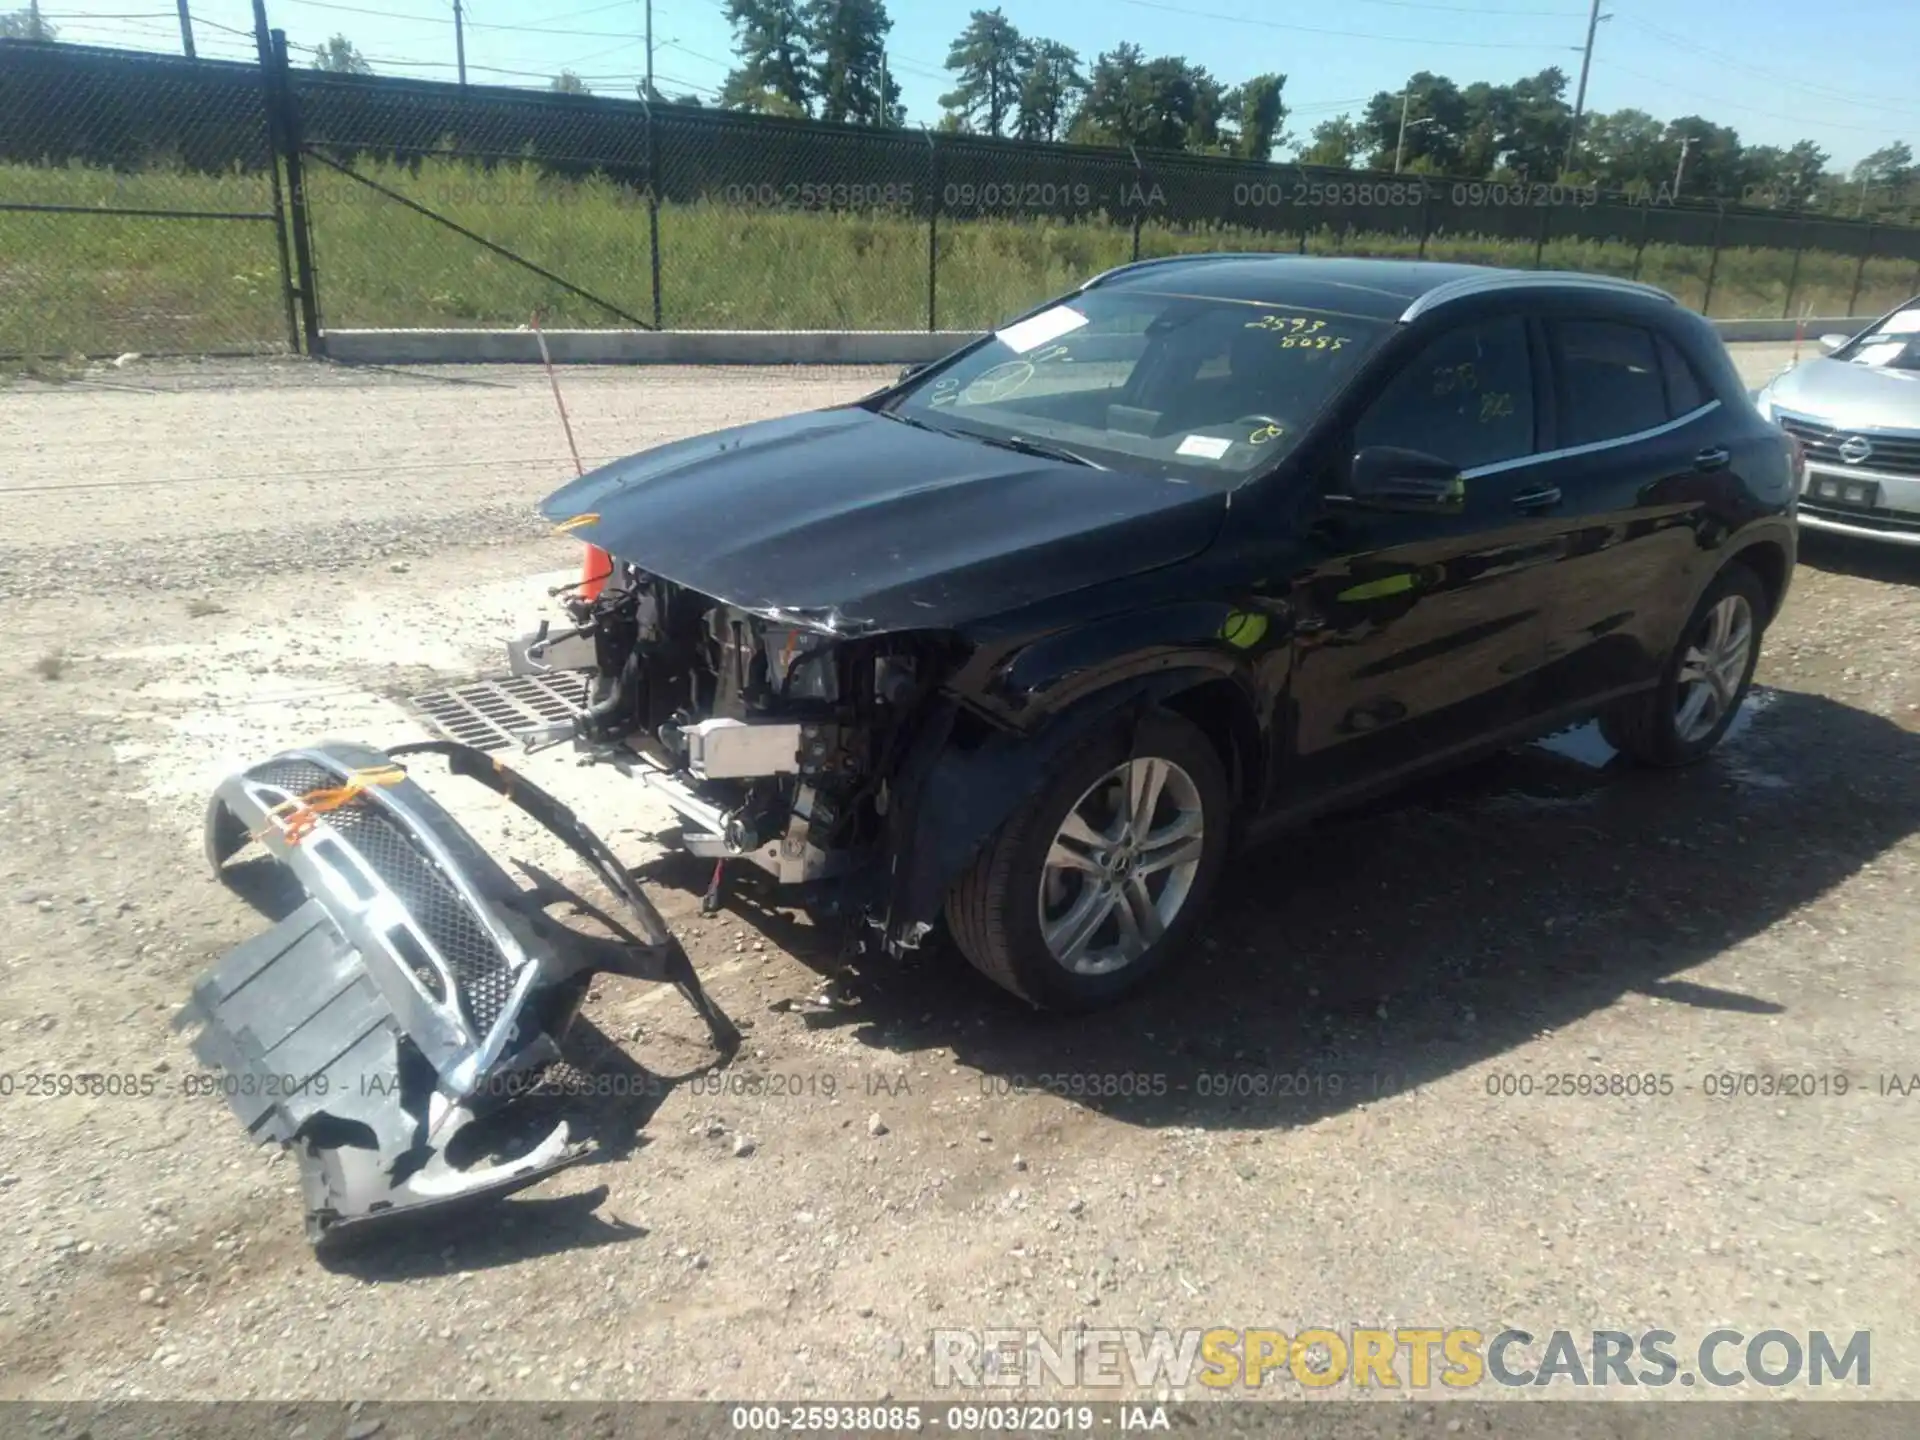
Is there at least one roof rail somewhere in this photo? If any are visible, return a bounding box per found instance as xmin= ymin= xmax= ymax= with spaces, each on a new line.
xmin=1079 ymin=251 xmax=1285 ymax=291
xmin=1400 ymin=270 xmax=1679 ymax=323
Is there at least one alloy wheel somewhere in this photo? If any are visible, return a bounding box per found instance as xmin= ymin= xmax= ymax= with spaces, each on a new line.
xmin=1037 ymin=756 xmax=1206 ymax=977
xmin=1674 ymin=593 xmax=1754 ymax=744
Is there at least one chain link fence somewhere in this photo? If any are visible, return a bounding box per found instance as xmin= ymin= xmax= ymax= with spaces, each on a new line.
xmin=6 ymin=34 xmax=1920 ymax=359
xmin=0 ymin=40 xmax=293 ymax=357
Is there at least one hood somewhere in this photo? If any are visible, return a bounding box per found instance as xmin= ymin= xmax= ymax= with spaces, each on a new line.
xmin=540 ymin=407 xmax=1227 ymax=635
xmin=1765 ymin=355 xmax=1920 ymax=429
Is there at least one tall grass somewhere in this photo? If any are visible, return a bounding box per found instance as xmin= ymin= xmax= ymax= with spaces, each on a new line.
xmin=4 ymin=155 xmax=1919 ymax=357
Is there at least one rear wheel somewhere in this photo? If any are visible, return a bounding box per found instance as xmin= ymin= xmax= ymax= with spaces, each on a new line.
xmin=946 ymin=710 xmax=1232 ymax=1011
xmin=1600 ymin=562 xmax=1766 ymax=767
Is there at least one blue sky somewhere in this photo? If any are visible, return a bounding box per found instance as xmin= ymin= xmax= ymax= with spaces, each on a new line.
xmin=37 ymin=0 xmax=1920 ymax=170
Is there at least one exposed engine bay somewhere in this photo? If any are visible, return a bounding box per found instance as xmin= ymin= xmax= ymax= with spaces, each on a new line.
xmin=518 ymin=560 xmax=958 ymax=901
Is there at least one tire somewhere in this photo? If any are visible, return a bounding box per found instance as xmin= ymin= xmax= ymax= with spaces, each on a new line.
xmin=945 ymin=709 xmax=1233 ymax=1011
xmin=1599 ymin=561 xmax=1767 ymax=768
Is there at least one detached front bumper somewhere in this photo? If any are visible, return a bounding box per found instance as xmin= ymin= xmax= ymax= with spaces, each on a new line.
xmin=177 ymin=740 xmax=736 ymax=1245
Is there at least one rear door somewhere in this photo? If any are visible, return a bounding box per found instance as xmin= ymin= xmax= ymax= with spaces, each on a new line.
xmin=1528 ymin=317 xmax=1729 ymax=714
xmin=1275 ymin=312 xmax=1565 ymax=808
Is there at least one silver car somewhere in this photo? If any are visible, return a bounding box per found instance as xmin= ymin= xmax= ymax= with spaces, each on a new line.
xmin=1752 ymin=296 xmax=1920 ymax=545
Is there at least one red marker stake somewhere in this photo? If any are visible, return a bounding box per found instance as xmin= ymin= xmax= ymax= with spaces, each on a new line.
xmin=530 ymin=310 xmax=611 ymax=598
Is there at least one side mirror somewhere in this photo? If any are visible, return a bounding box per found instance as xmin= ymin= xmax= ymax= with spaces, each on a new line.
xmin=1337 ymin=445 xmax=1465 ymax=513
xmin=1818 ymin=334 xmax=1850 ymax=354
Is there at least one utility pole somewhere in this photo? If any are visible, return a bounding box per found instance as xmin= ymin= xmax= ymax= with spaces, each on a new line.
xmin=879 ymin=47 xmax=889 ymax=126
xmin=1564 ymin=0 xmax=1605 ymax=173
xmin=175 ymin=0 xmax=197 ymax=56
xmin=452 ymin=0 xmax=467 ymax=84
xmin=1673 ymin=134 xmax=1695 ymax=198
xmin=1394 ymin=88 xmax=1412 ymax=174
xmin=644 ymin=0 xmax=654 ymax=101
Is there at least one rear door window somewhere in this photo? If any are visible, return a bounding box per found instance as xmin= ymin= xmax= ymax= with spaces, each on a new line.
xmin=1351 ymin=315 xmax=1536 ymax=471
xmin=1551 ymin=320 xmax=1669 ymax=446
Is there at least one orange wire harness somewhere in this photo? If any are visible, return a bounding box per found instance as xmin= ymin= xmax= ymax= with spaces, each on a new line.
xmin=252 ymin=764 xmax=407 ymax=847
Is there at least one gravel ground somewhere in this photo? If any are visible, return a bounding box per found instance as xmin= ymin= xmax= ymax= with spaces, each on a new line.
xmin=1 ymin=348 xmax=1918 ymax=1407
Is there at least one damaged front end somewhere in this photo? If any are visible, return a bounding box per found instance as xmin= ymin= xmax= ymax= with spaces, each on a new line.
xmin=177 ymin=739 xmax=737 ymax=1246
xmin=501 ymin=560 xmax=966 ymax=931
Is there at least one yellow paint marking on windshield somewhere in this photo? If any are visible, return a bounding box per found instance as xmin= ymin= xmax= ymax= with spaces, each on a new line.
xmin=1245 ymin=314 xmax=1326 ymax=335
xmin=1247 ymin=423 xmax=1285 ymax=445
xmin=1478 ymin=391 xmax=1515 ymax=423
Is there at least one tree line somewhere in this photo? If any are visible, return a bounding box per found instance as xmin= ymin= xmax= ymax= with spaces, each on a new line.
xmin=711 ymin=2 xmax=1914 ymax=218
xmin=9 ymin=0 xmax=1913 ymax=219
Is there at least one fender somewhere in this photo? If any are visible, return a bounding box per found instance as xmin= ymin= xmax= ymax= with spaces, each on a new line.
xmin=1677 ymin=517 xmax=1796 ymax=641
xmin=878 ymin=664 xmax=1260 ymax=950
xmin=971 ymin=597 xmax=1277 ymax=726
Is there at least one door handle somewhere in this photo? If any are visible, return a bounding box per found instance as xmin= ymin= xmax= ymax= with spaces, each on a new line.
xmin=1694 ymin=446 xmax=1731 ymax=471
xmin=1511 ymin=485 xmax=1562 ymax=511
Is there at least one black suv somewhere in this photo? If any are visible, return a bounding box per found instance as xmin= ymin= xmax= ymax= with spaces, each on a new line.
xmin=536 ymin=255 xmax=1800 ymax=1010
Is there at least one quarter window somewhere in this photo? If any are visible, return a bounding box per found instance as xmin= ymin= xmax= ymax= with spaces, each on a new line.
xmin=1553 ymin=320 xmax=1668 ymax=446
xmin=1352 ymin=316 xmax=1536 ymax=471
xmin=1655 ymin=333 xmax=1709 ymax=416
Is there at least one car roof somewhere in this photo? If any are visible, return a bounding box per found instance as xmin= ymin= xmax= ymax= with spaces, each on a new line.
xmin=1083 ymin=254 xmax=1676 ymax=322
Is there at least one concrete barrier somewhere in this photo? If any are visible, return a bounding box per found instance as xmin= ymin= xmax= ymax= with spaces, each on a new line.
xmin=321 ymin=316 xmax=1863 ymax=366
xmin=322 ymin=329 xmax=981 ymax=366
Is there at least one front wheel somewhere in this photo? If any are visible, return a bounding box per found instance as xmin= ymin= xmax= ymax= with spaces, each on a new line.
xmin=945 ymin=710 xmax=1232 ymax=1011
xmin=1600 ymin=561 xmax=1766 ymax=767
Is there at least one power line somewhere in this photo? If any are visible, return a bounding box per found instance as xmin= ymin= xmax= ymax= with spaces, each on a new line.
xmin=1116 ymin=0 xmax=1586 ymax=51
xmin=1614 ymin=16 xmax=1920 ymax=119
xmin=1599 ymin=59 xmax=1918 ymax=138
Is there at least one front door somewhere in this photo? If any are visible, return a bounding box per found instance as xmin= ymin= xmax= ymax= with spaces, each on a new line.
xmin=1273 ymin=313 xmax=1566 ymax=810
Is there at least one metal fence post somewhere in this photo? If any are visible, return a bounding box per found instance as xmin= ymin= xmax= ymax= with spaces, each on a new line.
xmin=267 ymin=29 xmax=322 ymax=354
xmin=644 ymin=98 xmax=662 ymax=328
xmin=1701 ymin=203 xmax=1726 ymax=316
xmin=1847 ymin=221 xmax=1875 ymax=316
xmin=1532 ymin=201 xmax=1550 ymax=269
xmin=1129 ymin=145 xmax=1144 ymax=263
xmin=1781 ymin=216 xmax=1807 ymax=320
xmin=250 ymin=0 xmax=298 ymax=354
xmin=1630 ymin=203 xmax=1651 ymax=281
xmin=925 ymin=131 xmax=940 ymax=332
xmin=1417 ymin=180 xmax=1432 ymax=259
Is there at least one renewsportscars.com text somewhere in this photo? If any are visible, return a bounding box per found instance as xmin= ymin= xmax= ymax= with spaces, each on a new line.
xmin=931 ymin=1326 xmax=1871 ymax=1390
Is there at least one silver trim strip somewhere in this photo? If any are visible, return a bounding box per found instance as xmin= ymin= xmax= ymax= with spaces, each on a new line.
xmin=1804 ymin=460 xmax=1920 ymax=484
xmin=1459 ymin=399 xmax=1722 ymax=479
xmin=1774 ymin=406 xmax=1920 ymax=444
xmin=1796 ymin=510 xmax=1920 ymax=547
xmin=1401 ymin=271 xmax=1678 ymax=323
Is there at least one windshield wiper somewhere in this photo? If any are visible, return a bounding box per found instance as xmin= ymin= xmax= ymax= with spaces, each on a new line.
xmin=878 ymin=410 xmax=1105 ymax=468
xmin=966 ymin=432 xmax=1106 ymax=469
xmin=873 ymin=407 xmax=944 ymax=433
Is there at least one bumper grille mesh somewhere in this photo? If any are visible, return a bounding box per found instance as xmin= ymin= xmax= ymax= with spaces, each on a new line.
xmin=248 ymin=758 xmax=515 ymax=1037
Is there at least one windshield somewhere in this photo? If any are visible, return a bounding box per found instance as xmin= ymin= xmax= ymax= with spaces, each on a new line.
xmin=1834 ymin=298 xmax=1920 ymax=371
xmin=880 ymin=288 xmax=1389 ymax=484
